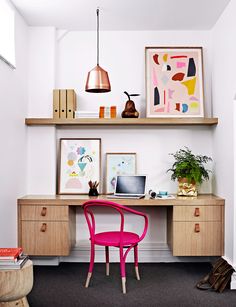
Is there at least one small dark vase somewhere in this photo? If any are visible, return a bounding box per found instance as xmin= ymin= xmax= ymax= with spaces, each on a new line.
xmin=88 ymin=188 xmax=99 ymax=196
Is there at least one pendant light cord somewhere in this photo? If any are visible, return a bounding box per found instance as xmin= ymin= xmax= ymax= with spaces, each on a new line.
xmin=96 ymin=8 xmax=99 ymax=66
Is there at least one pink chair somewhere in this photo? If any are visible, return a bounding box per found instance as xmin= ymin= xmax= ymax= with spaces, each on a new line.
xmin=82 ymin=199 xmax=148 ymax=294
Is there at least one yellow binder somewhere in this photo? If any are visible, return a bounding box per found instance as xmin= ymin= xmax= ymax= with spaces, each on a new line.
xmin=66 ymin=89 xmax=77 ymax=119
xmin=53 ymin=89 xmax=60 ymax=119
xmin=59 ymin=89 xmax=67 ymax=119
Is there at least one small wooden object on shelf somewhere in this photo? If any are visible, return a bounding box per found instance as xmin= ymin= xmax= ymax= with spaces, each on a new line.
xmin=99 ymin=106 xmax=105 ymax=118
xmin=121 ymin=91 xmax=139 ymax=118
xmin=110 ymin=106 xmax=117 ymax=118
xmin=99 ymin=106 xmax=117 ymax=118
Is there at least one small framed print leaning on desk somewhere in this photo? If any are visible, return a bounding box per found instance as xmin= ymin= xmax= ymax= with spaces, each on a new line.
xmin=105 ymin=152 xmax=136 ymax=194
xmin=17 ymin=194 xmax=224 ymax=257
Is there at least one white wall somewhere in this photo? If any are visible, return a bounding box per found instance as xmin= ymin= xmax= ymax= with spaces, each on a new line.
xmin=27 ymin=27 xmax=57 ymax=194
xmin=212 ymin=0 xmax=236 ymax=267
xmin=0 ymin=8 xmax=28 ymax=246
xmin=56 ymin=31 xmax=213 ymax=118
xmin=26 ymin=28 xmax=214 ymax=261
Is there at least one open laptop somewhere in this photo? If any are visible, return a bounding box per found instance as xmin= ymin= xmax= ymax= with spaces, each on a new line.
xmin=107 ymin=175 xmax=147 ymax=199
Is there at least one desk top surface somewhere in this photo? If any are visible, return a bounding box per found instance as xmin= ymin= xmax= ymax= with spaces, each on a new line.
xmin=18 ymin=194 xmax=225 ymax=206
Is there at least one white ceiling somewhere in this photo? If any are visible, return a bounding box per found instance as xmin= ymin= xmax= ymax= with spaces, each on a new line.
xmin=11 ymin=0 xmax=230 ymax=31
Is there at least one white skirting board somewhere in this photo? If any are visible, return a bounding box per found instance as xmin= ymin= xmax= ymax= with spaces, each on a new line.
xmin=222 ymin=255 xmax=236 ymax=290
xmin=60 ymin=243 xmax=215 ymax=263
xmin=230 ymin=273 xmax=236 ymax=290
xmin=30 ymin=257 xmax=60 ymax=266
xmin=31 ymin=243 xmax=216 ymax=265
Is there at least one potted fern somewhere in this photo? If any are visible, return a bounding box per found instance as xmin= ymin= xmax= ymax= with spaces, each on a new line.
xmin=167 ymin=147 xmax=212 ymax=196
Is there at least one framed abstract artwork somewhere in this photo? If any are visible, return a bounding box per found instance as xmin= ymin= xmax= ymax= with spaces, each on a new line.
xmin=106 ymin=153 xmax=136 ymax=194
xmin=58 ymin=138 xmax=101 ymax=194
xmin=145 ymin=47 xmax=204 ymax=117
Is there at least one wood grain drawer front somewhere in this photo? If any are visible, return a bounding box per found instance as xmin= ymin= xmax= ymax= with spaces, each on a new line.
xmin=173 ymin=206 xmax=222 ymax=221
xmin=21 ymin=205 xmax=69 ymax=221
xmin=173 ymin=221 xmax=223 ymax=256
xmin=21 ymin=221 xmax=70 ymax=256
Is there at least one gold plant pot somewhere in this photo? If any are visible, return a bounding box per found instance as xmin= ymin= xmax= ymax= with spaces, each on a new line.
xmin=178 ymin=178 xmax=197 ymax=197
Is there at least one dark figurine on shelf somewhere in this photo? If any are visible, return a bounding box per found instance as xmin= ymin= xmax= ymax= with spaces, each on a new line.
xmin=121 ymin=91 xmax=140 ymax=118
xmin=88 ymin=180 xmax=99 ymax=196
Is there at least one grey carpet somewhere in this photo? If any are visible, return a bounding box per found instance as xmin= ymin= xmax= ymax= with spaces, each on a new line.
xmin=28 ymin=262 xmax=235 ymax=307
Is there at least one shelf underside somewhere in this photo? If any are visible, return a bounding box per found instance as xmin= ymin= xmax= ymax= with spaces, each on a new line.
xmin=25 ymin=117 xmax=218 ymax=126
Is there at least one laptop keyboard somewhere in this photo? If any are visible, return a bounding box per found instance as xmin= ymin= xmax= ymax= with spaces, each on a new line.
xmin=107 ymin=194 xmax=145 ymax=199
xmin=119 ymin=194 xmax=140 ymax=197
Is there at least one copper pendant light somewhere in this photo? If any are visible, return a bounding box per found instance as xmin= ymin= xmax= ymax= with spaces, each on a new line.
xmin=85 ymin=8 xmax=111 ymax=93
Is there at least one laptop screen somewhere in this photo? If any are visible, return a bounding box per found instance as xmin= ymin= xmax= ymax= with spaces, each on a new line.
xmin=115 ymin=175 xmax=146 ymax=194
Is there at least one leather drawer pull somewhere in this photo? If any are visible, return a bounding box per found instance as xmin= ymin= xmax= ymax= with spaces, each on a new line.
xmin=41 ymin=207 xmax=47 ymax=216
xmin=194 ymin=207 xmax=200 ymax=217
xmin=195 ymin=223 xmax=200 ymax=233
xmin=40 ymin=223 xmax=47 ymax=232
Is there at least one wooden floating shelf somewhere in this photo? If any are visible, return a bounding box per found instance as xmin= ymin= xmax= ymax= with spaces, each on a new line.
xmin=25 ymin=117 xmax=218 ymax=126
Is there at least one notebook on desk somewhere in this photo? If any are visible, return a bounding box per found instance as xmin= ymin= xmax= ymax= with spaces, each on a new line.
xmin=107 ymin=175 xmax=147 ymax=199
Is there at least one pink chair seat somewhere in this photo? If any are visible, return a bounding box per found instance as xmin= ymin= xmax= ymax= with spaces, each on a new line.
xmin=94 ymin=231 xmax=140 ymax=246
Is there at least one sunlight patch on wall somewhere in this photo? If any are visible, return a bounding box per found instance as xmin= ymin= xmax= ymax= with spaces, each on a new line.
xmin=0 ymin=0 xmax=15 ymax=69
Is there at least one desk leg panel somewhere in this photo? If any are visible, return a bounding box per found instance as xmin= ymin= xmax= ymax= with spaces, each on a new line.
xmin=167 ymin=207 xmax=173 ymax=252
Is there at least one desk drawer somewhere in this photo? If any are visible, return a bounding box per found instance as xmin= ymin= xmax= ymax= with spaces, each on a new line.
xmin=173 ymin=206 xmax=222 ymax=221
xmin=21 ymin=221 xmax=70 ymax=256
xmin=173 ymin=221 xmax=223 ymax=256
xmin=21 ymin=205 xmax=69 ymax=221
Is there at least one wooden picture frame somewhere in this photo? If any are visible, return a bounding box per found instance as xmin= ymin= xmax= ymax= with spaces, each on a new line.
xmin=105 ymin=152 xmax=136 ymax=194
xmin=145 ymin=46 xmax=204 ymax=117
xmin=58 ymin=138 xmax=101 ymax=194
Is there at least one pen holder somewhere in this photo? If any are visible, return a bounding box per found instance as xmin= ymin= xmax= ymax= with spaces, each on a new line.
xmin=88 ymin=188 xmax=99 ymax=197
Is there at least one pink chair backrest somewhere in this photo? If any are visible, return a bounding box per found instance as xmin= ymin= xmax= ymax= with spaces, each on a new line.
xmin=82 ymin=199 xmax=148 ymax=246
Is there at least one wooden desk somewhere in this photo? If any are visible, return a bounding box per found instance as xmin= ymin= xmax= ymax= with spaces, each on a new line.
xmin=17 ymin=194 xmax=224 ymax=257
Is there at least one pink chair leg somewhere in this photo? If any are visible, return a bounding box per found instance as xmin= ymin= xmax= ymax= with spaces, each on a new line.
xmin=119 ymin=247 xmax=126 ymax=294
xmin=105 ymin=246 xmax=109 ymax=276
xmin=85 ymin=242 xmax=95 ymax=288
xmin=134 ymin=245 xmax=140 ymax=280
